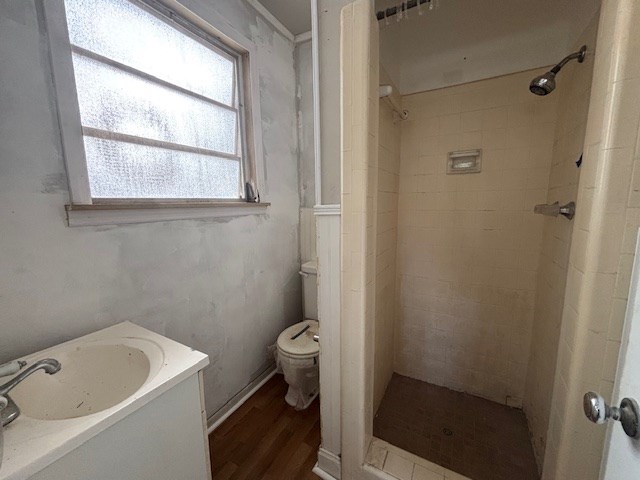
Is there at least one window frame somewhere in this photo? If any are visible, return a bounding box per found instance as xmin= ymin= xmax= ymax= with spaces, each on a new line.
xmin=44 ymin=0 xmax=268 ymax=226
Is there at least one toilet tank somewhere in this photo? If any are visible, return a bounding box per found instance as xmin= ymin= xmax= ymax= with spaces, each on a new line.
xmin=300 ymin=261 xmax=318 ymax=320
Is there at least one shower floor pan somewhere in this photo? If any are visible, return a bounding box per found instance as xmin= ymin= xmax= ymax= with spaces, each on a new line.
xmin=373 ymin=374 xmax=539 ymax=480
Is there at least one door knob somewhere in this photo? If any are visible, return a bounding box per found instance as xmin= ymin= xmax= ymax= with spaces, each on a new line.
xmin=583 ymin=391 xmax=640 ymax=438
xmin=312 ymin=334 xmax=319 ymax=343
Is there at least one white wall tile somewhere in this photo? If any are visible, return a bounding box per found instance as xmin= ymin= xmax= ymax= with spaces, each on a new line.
xmin=384 ymin=452 xmax=415 ymax=480
xmin=541 ymin=1 xmax=640 ymax=477
xmin=413 ymin=464 xmax=445 ymax=480
xmin=395 ymin=68 xmax=559 ymax=405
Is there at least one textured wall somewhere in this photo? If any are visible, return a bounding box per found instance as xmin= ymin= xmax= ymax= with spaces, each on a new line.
xmin=0 ymin=0 xmax=301 ymax=417
xmin=395 ymin=69 xmax=558 ymax=406
xmin=523 ymin=15 xmax=598 ymax=469
xmin=373 ymin=66 xmax=401 ymax=413
xmin=296 ymin=39 xmax=315 ymax=210
xmin=295 ymin=39 xmax=316 ymax=264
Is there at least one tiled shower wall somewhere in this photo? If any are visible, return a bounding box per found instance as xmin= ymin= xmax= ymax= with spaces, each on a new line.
xmin=340 ymin=0 xmax=380 ymax=473
xmin=543 ymin=0 xmax=640 ymax=477
xmin=523 ymin=15 xmax=598 ymax=467
xmin=373 ymin=67 xmax=401 ymax=413
xmin=395 ymin=69 xmax=559 ymax=406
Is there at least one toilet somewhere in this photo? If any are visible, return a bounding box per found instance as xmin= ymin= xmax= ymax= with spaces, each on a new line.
xmin=275 ymin=261 xmax=319 ymax=410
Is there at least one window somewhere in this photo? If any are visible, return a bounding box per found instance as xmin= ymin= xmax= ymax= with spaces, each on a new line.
xmin=46 ymin=0 xmax=266 ymax=224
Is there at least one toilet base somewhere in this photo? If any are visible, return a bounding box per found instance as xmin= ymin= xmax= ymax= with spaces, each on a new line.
xmin=285 ymin=384 xmax=318 ymax=410
xmin=275 ymin=346 xmax=319 ymax=411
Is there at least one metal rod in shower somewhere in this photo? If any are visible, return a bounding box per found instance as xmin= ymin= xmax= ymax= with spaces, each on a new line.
xmin=376 ymin=0 xmax=433 ymax=21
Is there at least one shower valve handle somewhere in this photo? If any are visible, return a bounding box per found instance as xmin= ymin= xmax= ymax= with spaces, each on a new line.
xmin=533 ymin=201 xmax=575 ymax=220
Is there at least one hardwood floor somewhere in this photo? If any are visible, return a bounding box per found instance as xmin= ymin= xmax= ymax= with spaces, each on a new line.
xmin=209 ymin=374 xmax=321 ymax=480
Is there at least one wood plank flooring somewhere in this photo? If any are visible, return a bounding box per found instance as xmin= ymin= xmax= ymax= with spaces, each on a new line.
xmin=209 ymin=374 xmax=321 ymax=480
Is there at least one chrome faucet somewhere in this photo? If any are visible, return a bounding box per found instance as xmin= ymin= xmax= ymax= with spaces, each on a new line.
xmin=0 ymin=359 xmax=61 ymax=396
xmin=0 ymin=359 xmax=61 ymax=426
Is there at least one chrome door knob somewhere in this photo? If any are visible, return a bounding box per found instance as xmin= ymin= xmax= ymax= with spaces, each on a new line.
xmin=583 ymin=392 xmax=612 ymax=424
xmin=583 ymin=391 xmax=640 ymax=438
xmin=312 ymin=334 xmax=319 ymax=343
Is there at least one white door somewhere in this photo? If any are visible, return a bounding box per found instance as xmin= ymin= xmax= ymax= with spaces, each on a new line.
xmin=594 ymin=230 xmax=640 ymax=479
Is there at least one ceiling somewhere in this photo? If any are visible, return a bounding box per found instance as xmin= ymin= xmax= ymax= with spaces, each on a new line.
xmin=376 ymin=0 xmax=601 ymax=94
xmin=258 ymin=0 xmax=312 ymax=36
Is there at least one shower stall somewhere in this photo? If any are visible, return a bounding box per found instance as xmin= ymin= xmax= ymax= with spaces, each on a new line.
xmin=372 ymin=9 xmax=598 ymax=477
xmin=334 ymin=0 xmax=640 ymax=478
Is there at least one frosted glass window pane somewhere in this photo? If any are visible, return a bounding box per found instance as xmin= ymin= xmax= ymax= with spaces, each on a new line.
xmin=73 ymin=54 xmax=237 ymax=155
xmin=85 ymin=137 xmax=240 ymax=199
xmin=64 ymin=0 xmax=235 ymax=106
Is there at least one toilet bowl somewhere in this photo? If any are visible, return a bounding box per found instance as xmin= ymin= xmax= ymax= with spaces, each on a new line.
xmin=274 ymin=260 xmax=319 ymax=410
xmin=276 ymin=320 xmax=319 ymax=410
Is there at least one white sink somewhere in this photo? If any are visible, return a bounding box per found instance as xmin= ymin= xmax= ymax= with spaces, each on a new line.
xmin=10 ymin=343 xmax=153 ymax=420
xmin=0 ymin=323 xmax=209 ymax=480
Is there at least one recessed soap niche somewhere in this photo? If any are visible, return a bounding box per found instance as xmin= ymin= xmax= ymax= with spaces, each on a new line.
xmin=447 ymin=149 xmax=482 ymax=174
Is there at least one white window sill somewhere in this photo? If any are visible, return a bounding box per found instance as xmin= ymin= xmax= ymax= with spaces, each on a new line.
xmin=65 ymin=202 xmax=270 ymax=227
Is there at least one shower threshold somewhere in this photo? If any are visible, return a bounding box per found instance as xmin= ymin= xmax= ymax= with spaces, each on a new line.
xmin=372 ymin=374 xmax=539 ymax=480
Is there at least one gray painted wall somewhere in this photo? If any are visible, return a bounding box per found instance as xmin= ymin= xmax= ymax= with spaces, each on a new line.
xmin=0 ymin=0 xmax=301 ymax=416
xmin=295 ymin=39 xmax=315 ymax=209
xmin=295 ymin=39 xmax=317 ymax=263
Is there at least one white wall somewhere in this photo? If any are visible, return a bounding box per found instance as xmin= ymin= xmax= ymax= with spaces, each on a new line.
xmin=0 ymin=0 xmax=301 ymax=417
xmin=317 ymin=0 xmax=352 ymax=205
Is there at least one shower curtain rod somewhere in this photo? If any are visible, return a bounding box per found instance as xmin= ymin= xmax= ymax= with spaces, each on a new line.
xmin=376 ymin=0 xmax=433 ymax=21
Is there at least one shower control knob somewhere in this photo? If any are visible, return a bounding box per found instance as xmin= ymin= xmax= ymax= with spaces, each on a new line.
xmin=583 ymin=391 xmax=640 ymax=438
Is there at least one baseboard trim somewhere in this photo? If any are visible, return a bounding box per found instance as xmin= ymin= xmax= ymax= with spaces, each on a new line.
xmin=207 ymin=367 xmax=277 ymax=433
xmin=315 ymin=447 xmax=341 ymax=479
xmin=313 ymin=463 xmax=339 ymax=480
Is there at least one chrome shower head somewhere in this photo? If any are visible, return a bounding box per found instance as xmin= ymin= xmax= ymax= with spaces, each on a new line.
xmin=529 ymin=45 xmax=587 ymax=96
xmin=529 ymin=71 xmax=557 ymax=96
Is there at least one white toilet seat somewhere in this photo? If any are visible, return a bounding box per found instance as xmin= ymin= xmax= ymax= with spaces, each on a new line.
xmin=277 ymin=320 xmax=319 ymax=359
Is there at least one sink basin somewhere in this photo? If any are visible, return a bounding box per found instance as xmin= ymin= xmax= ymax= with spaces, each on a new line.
xmin=0 ymin=323 xmax=208 ymax=480
xmin=10 ymin=343 xmax=151 ymax=420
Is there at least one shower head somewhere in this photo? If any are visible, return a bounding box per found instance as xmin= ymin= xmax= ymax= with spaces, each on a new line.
xmin=529 ymin=45 xmax=587 ymax=96
xmin=529 ymin=71 xmax=557 ymax=96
